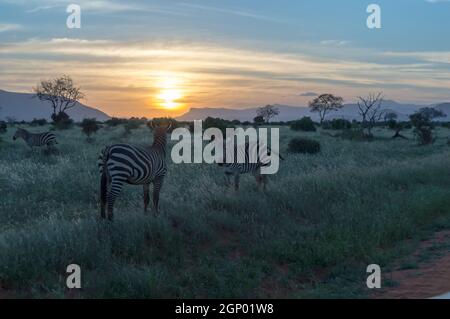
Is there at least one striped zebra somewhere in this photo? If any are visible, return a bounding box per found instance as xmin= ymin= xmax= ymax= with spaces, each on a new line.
xmin=13 ymin=128 xmax=57 ymax=149
xmin=98 ymin=122 xmax=171 ymax=220
xmin=218 ymin=139 xmax=284 ymax=191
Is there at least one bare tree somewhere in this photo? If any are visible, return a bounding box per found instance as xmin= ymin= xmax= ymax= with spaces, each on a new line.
xmin=357 ymin=92 xmax=385 ymax=137
xmin=256 ymin=105 xmax=280 ymax=123
xmin=308 ymin=94 xmax=344 ymax=125
xmin=33 ymin=75 xmax=85 ymax=120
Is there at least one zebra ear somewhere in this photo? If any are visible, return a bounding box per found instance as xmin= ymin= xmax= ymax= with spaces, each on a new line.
xmin=166 ymin=121 xmax=172 ymax=130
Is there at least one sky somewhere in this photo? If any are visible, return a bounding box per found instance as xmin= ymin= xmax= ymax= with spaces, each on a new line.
xmin=1 ymin=0 xmax=450 ymax=117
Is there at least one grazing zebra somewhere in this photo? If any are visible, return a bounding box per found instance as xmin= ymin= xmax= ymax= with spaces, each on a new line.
xmin=12 ymin=128 xmax=57 ymax=149
xmin=218 ymin=140 xmax=284 ymax=191
xmin=98 ymin=122 xmax=171 ymax=220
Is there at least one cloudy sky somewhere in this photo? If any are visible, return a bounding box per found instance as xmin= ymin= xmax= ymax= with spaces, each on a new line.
xmin=1 ymin=0 xmax=450 ymax=117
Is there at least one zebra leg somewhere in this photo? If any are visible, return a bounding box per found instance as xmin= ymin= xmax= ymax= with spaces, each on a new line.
xmin=152 ymin=177 xmax=164 ymax=215
xmin=143 ymin=184 xmax=150 ymax=213
xmin=261 ymin=174 xmax=268 ymax=192
xmin=224 ymin=171 xmax=233 ymax=187
xmin=107 ymin=178 xmax=125 ymax=221
xmin=254 ymin=173 xmax=263 ymax=191
xmin=234 ymin=173 xmax=240 ymax=191
xmin=100 ymin=172 xmax=108 ymax=219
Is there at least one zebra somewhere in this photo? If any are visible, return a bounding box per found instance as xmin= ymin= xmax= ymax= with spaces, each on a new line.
xmin=218 ymin=139 xmax=284 ymax=191
xmin=12 ymin=128 xmax=57 ymax=149
xmin=98 ymin=122 xmax=171 ymax=221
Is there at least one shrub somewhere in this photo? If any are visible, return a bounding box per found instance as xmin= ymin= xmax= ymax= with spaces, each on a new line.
xmin=80 ymin=118 xmax=100 ymax=140
xmin=338 ymin=129 xmax=367 ymax=141
xmin=253 ymin=116 xmax=265 ymax=126
xmin=124 ymin=118 xmax=144 ymax=135
xmin=331 ymin=119 xmax=352 ymax=130
xmin=322 ymin=119 xmax=352 ymax=130
xmin=290 ymin=117 xmax=316 ymax=132
xmin=105 ymin=117 xmax=127 ymax=127
xmin=30 ymin=118 xmax=48 ymax=126
xmin=52 ymin=112 xmax=73 ymax=130
xmin=288 ymin=137 xmax=321 ymax=154
xmin=0 ymin=121 xmax=7 ymax=134
xmin=188 ymin=117 xmax=235 ymax=134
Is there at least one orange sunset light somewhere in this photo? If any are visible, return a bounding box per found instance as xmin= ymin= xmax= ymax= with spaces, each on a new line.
xmin=155 ymin=73 xmax=185 ymax=111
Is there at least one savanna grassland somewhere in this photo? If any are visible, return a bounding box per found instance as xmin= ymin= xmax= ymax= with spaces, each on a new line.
xmin=1 ymin=124 xmax=450 ymax=298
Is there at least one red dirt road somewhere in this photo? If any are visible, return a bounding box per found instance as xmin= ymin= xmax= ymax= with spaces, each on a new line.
xmin=373 ymin=230 xmax=450 ymax=299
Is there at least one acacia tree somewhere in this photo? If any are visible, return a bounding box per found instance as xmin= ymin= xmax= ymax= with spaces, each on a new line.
xmin=357 ymin=92 xmax=385 ymax=137
xmin=33 ymin=75 xmax=85 ymax=122
xmin=308 ymin=94 xmax=344 ymax=125
xmin=256 ymin=105 xmax=280 ymax=123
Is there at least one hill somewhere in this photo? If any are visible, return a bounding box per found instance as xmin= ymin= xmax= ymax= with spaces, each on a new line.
xmin=177 ymin=100 xmax=438 ymax=122
xmin=0 ymin=90 xmax=110 ymax=122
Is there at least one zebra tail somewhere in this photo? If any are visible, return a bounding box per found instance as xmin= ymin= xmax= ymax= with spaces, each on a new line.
xmin=99 ymin=147 xmax=110 ymax=205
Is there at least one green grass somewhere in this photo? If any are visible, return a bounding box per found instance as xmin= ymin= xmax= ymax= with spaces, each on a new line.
xmin=1 ymin=124 xmax=450 ymax=298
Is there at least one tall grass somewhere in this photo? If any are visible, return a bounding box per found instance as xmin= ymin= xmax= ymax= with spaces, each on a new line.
xmin=1 ymin=124 xmax=450 ymax=298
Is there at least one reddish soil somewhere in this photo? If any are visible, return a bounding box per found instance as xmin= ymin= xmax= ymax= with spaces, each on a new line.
xmin=373 ymin=230 xmax=450 ymax=299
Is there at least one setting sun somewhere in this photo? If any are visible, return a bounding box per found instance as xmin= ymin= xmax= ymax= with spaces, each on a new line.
xmin=158 ymin=89 xmax=182 ymax=109
xmin=155 ymin=74 xmax=185 ymax=110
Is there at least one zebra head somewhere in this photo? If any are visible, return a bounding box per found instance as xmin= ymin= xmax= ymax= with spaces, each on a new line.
xmin=149 ymin=121 xmax=172 ymax=148
xmin=13 ymin=128 xmax=27 ymax=141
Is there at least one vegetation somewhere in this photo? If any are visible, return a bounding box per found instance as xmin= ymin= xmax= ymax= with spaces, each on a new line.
xmin=52 ymin=111 xmax=74 ymax=130
xmin=290 ymin=117 xmax=316 ymax=132
xmin=80 ymin=118 xmax=100 ymax=141
xmin=0 ymin=121 xmax=7 ymax=134
xmin=309 ymin=94 xmax=344 ymax=125
xmin=410 ymin=107 xmax=446 ymax=145
xmin=105 ymin=117 xmax=128 ymax=127
xmin=253 ymin=116 xmax=265 ymax=126
xmin=288 ymin=137 xmax=321 ymax=154
xmin=1 ymin=123 xmax=450 ymax=298
xmin=256 ymin=105 xmax=280 ymax=123
xmin=124 ymin=117 xmax=145 ymax=135
xmin=30 ymin=118 xmax=48 ymax=126
xmin=357 ymin=92 xmax=385 ymax=137
xmin=322 ymin=119 xmax=352 ymax=130
xmin=33 ymin=75 xmax=85 ymax=127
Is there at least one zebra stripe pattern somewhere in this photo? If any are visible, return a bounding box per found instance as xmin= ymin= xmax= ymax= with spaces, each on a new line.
xmin=218 ymin=140 xmax=280 ymax=191
xmin=13 ymin=128 xmax=57 ymax=148
xmin=98 ymin=123 xmax=171 ymax=220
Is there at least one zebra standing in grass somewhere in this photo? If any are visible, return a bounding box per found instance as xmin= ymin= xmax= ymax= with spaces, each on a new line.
xmin=218 ymin=139 xmax=284 ymax=191
xmin=12 ymin=128 xmax=57 ymax=149
xmin=98 ymin=122 xmax=171 ymax=221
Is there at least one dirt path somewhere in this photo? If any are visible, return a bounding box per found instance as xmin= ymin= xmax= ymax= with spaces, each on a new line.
xmin=373 ymin=230 xmax=450 ymax=299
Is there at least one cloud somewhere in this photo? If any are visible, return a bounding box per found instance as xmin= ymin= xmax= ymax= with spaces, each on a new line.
xmin=179 ymin=2 xmax=289 ymax=24
xmin=320 ymin=40 xmax=351 ymax=46
xmin=8 ymin=0 xmax=187 ymax=15
xmin=1 ymin=37 xmax=450 ymax=114
xmin=0 ymin=24 xmax=22 ymax=33
xmin=300 ymin=92 xmax=318 ymax=97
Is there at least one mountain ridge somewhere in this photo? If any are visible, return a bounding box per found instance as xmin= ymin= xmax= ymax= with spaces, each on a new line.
xmin=177 ymin=101 xmax=450 ymax=122
xmin=0 ymin=90 xmax=110 ymax=121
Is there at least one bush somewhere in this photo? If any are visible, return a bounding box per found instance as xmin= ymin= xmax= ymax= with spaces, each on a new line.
xmin=52 ymin=112 xmax=73 ymax=130
xmin=290 ymin=117 xmax=316 ymax=132
xmin=288 ymin=138 xmax=321 ymax=154
xmin=30 ymin=118 xmax=48 ymax=126
xmin=331 ymin=119 xmax=352 ymax=130
xmin=0 ymin=121 xmax=7 ymax=134
xmin=105 ymin=117 xmax=127 ymax=127
xmin=124 ymin=118 xmax=145 ymax=135
xmin=189 ymin=117 xmax=235 ymax=134
xmin=337 ymin=129 xmax=367 ymax=141
xmin=80 ymin=118 xmax=100 ymax=139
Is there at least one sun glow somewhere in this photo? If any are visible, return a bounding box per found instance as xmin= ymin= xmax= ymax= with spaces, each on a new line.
xmin=155 ymin=74 xmax=185 ymax=110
